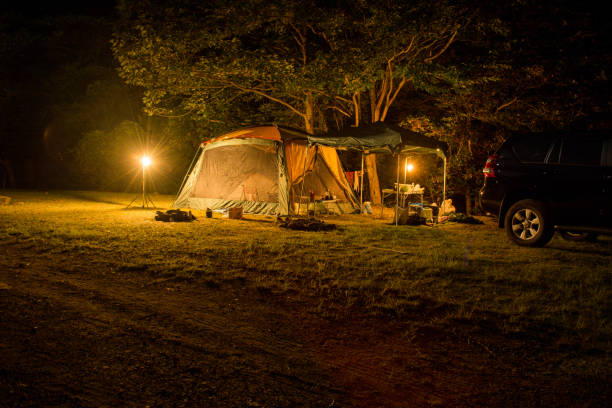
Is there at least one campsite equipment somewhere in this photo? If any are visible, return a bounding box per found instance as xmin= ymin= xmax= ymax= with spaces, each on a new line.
xmin=174 ymin=126 xmax=358 ymax=216
xmin=440 ymin=199 xmax=455 ymax=215
xmin=277 ymin=216 xmax=337 ymax=231
xmin=448 ymin=213 xmax=484 ymax=224
xmin=228 ymin=207 xmax=243 ymax=219
xmin=155 ymin=209 xmax=195 ymax=222
xmin=394 ymin=207 xmax=425 ymax=225
xmin=310 ymin=123 xmax=447 ymax=224
xmin=205 ymin=208 xmax=213 ymax=218
xmin=421 ymin=207 xmax=433 ymax=223
xmin=174 ymin=123 xmax=447 ymax=224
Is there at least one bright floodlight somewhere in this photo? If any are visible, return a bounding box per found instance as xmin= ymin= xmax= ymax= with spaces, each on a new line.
xmin=141 ymin=155 xmax=151 ymax=167
xmin=406 ymin=163 xmax=414 ymax=172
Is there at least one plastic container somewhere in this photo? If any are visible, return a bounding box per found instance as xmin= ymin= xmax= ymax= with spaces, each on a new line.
xmin=228 ymin=207 xmax=243 ymax=219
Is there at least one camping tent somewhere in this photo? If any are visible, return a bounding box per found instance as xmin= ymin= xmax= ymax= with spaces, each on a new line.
xmin=173 ymin=125 xmax=358 ymax=215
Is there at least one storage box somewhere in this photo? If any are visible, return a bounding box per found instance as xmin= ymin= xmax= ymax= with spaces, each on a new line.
xmin=228 ymin=207 xmax=243 ymax=219
xmin=421 ymin=207 xmax=433 ymax=222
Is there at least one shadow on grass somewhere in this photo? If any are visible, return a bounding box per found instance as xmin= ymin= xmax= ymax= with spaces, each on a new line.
xmin=547 ymin=242 xmax=612 ymax=256
xmin=235 ymin=216 xmax=277 ymax=224
xmin=121 ymin=206 xmax=162 ymax=211
xmin=61 ymin=191 xmax=127 ymax=206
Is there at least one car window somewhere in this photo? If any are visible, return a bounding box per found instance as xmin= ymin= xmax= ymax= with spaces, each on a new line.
xmin=511 ymin=135 xmax=555 ymax=163
xmin=560 ymin=138 xmax=603 ymax=166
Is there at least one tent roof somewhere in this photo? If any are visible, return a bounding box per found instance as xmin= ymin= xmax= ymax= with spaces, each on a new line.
xmin=200 ymin=123 xmax=447 ymax=158
xmin=308 ymin=123 xmax=447 ymax=158
xmin=200 ymin=125 xmax=309 ymax=146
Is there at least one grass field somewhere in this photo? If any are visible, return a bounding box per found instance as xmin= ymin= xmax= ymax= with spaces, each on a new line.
xmin=2 ymin=190 xmax=609 ymax=338
xmin=1 ymin=189 xmax=610 ymax=406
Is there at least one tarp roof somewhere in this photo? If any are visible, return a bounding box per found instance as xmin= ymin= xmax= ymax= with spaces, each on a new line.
xmin=200 ymin=125 xmax=309 ymax=146
xmin=200 ymin=123 xmax=447 ymax=159
xmin=308 ymin=122 xmax=447 ymax=159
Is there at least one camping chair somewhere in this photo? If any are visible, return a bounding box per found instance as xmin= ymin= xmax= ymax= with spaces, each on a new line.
xmin=241 ymin=185 xmax=259 ymax=202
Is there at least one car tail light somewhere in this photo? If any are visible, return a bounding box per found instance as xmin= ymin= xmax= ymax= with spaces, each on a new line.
xmin=483 ymin=154 xmax=498 ymax=178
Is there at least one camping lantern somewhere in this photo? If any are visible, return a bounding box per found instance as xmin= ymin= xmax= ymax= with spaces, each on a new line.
xmin=127 ymin=154 xmax=156 ymax=208
xmin=140 ymin=156 xmax=152 ymax=208
xmin=404 ymin=159 xmax=414 ymax=183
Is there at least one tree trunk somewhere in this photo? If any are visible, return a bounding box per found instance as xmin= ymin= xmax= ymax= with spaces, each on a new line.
xmin=369 ymin=88 xmax=377 ymax=122
xmin=304 ymin=92 xmax=315 ymax=134
xmin=465 ymin=186 xmax=472 ymax=216
xmin=365 ymin=88 xmax=383 ymax=205
xmin=365 ymin=154 xmax=381 ymax=205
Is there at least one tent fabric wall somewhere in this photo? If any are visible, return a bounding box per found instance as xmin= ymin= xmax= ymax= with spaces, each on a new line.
xmin=283 ymin=141 xmax=316 ymax=185
xmin=192 ymin=140 xmax=278 ymax=202
xmin=291 ymin=153 xmax=353 ymax=204
xmin=174 ymin=138 xmax=283 ymax=215
xmin=316 ymin=146 xmax=359 ymax=207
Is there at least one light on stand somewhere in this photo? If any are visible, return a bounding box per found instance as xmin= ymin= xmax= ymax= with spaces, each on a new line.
xmin=127 ymin=155 xmax=156 ymax=208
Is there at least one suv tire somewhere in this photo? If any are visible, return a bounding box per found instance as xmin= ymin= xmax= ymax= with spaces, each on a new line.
xmin=504 ymin=199 xmax=554 ymax=247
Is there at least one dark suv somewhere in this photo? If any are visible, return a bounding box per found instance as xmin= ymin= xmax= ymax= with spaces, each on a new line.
xmin=479 ymin=131 xmax=612 ymax=246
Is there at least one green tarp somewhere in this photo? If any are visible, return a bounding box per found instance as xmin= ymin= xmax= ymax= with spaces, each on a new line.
xmin=307 ymin=122 xmax=447 ymax=159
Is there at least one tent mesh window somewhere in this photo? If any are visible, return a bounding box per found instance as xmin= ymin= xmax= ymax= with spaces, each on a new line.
xmin=193 ymin=144 xmax=279 ymax=203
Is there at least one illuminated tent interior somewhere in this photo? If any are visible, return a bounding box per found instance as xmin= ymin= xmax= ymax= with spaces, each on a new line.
xmin=173 ymin=126 xmax=359 ymax=215
xmin=310 ymin=122 xmax=449 ymax=214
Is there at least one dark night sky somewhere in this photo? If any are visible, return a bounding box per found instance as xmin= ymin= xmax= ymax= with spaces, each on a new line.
xmin=3 ymin=1 xmax=116 ymax=17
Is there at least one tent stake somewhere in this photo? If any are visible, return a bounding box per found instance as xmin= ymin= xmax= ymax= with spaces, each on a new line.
xmin=395 ymin=154 xmax=400 ymax=226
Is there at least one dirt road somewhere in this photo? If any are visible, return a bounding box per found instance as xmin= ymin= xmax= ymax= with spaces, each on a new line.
xmin=1 ymin=241 xmax=608 ymax=407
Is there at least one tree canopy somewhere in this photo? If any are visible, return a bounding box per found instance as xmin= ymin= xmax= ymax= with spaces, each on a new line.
xmin=112 ymin=0 xmax=473 ymax=133
xmin=2 ymin=1 xmax=609 ymax=205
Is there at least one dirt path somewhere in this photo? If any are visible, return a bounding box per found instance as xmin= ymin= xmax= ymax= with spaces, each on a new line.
xmin=1 ymin=243 xmax=344 ymax=407
xmin=1 ymin=242 xmax=608 ymax=407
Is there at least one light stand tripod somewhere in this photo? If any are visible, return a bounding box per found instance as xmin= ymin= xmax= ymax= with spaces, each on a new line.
xmin=127 ymin=156 xmax=156 ymax=208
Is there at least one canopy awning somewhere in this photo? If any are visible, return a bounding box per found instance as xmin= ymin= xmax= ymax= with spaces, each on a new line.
xmin=307 ymin=122 xmax=447 ymax=159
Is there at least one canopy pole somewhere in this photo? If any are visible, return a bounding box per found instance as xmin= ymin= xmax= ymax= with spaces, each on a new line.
xmin=395 ymin=154 xmax=400 ymax=226
xmin=360 ymin=153 xmax=364 ymax=214
xmin=443 ymin=156 xmax=447 ymax=206
xmin=296 ymin=144 xmax=310 ymax=217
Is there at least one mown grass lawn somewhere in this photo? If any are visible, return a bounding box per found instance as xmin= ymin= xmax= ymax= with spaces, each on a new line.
xmin=1 ymin=189 xmax=610 ymax=379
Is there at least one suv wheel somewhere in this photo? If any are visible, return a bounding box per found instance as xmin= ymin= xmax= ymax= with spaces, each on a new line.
xmin=504 ymin=200 xmax=554 ymax=247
